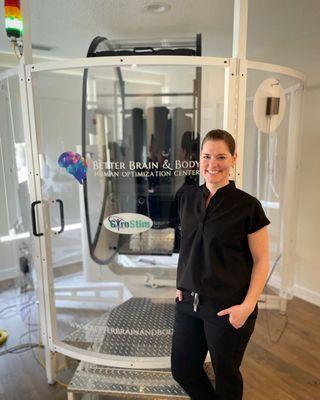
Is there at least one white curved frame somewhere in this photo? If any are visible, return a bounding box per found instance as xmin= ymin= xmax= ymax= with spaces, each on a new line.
xmin=0 ymin=55 xmax=305 ymax=371
xmin=23 ymin=56 xmax=234 ymax=369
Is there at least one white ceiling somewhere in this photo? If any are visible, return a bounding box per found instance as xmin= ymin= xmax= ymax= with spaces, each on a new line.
xmin=0 ymin=0 xmax=320 ymax=83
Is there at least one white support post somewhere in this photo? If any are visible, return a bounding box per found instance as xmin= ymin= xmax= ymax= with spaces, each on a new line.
xmin=223 ymin=59 xmax=237 ymax=136
xmin=20 ymin=0 xmax=33 ymax=65
xmin=234 ymin=58 xmax=247 ymax=189
xmin=25 ymin=66 xmax=58 ymax=384
xmin=231 ymin=0 xmax=283 ymax=310
xmin=20 ymin=0 xmax=57 ymax=384
xmin=44 ymin=346 xmax=57 ymax=385
xmin=232 ymin=0 xmax=248 ymax=189
xmin=232 ymin=0 xmax=248 ymax=59
xmin=18 ymin=65 xmax=57 ymax=385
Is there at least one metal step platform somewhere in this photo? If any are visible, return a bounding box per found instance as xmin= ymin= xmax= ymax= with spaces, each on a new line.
xmin=64 ymin=297 xmax=214 ymax=398
xmin=67 ymin=362 xmax=215 ymax=399
xmin=67 ymin=363 xmax=189 ymax=399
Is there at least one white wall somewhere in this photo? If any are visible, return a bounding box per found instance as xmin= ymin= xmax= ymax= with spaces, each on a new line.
xmin=294 ymin=85 xmax=320 ymax=301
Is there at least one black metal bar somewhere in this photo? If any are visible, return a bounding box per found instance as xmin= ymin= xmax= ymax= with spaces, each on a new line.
xmin=122 ymin=108 xmax=195 ymax=114
xmin=96 ymin=92 xmax=194 ymax=98
xmin=82 ymin=36 xmax=123 ymax=265
xmin=56 ymin=199 xmax=65 ymax=234
xmin=30 ymin=201 xmax=43 ymax=237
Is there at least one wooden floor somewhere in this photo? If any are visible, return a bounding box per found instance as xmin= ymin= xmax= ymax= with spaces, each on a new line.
xmin=0 ymin=283 xmax=319 ymax=400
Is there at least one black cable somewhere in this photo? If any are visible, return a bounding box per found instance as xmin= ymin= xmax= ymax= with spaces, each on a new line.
xmin=0 ymin=343 xmax=40 ymax=356
xmin=0 ymin=311 xmax=20 ymax=320
xmin=20 ymin=328 xmax=38 ymax=342
xmin=265 ymin=253 xmax=282 ymax=285
xmin=20 ymin=300 xmax=36 ymax=312
xmin=82 ymin=36 xmax=125 ymax=265
xmin=0 ymin=304 xmax=18 ymax=314
xmin=0 ymin=288 xmax=35 ymax=318
xmin=260 ymin=253 xmax=289 ymax=344
xmin=28 ymin=302 xmax=44 ymax=370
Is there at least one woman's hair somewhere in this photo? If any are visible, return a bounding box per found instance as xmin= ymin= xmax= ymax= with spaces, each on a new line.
xmin=201 ymin=129 xmax=236 ymax=156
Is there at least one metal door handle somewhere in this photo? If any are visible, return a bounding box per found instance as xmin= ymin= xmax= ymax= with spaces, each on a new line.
xmin=55 ymin=199 xmax=65 ymax=234
xmin=31 ymin=201 xmax=43 ymax=237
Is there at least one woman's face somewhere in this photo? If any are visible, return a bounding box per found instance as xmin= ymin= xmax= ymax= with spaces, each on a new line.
xmin=200 ymin=140 xmax=236 ymax=187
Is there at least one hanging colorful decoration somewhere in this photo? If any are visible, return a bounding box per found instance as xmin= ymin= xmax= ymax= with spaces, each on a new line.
xmin=4 ymin=0 xmax=23 ymax=41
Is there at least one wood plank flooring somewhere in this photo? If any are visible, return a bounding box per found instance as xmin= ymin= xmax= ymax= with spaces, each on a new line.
xmin=0 ymin=283 xmax=319 ymax=400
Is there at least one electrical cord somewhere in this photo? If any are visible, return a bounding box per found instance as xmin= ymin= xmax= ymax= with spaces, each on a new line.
xmin=0 ymin=290 xmax=39 ymax=353
xmin=0 ymin=304 xmax=18 ymax=314
xmin=259 ymin=253 xmax=289 ymax=343
xmin=20 ymin=295 xmax=70 ymax=388
xmin=0 ymin=300 xmax=35 ymax=318
xmin=265 ymin=287 xmax=288 ymax=344
xmin=20 ymin=328 xmax=38 ymax=342
xmin=11 ymin=42 xmax=21 ymax=60
xmin=261 ymin=130 xmax=289 ymax=344
xmin=0 ymin=343 xmax=40 ymax=356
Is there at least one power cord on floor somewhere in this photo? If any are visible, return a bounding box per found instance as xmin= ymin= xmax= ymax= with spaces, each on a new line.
xmin=265 ymin=286 xmax=288 ymax=344
xmin=260 ymin=253 xmax=289 ymax=344
xmin=22 ymin=298 xmax=69 ymax=388
xmin=0 ymin=342 xmax=40 ymax=355
xmin=0 ymin=287 xmax=68 ymax=387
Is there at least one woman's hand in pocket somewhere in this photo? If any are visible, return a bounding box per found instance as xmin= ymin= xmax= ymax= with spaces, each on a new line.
xmin=216 ymin=304 xmax=253 ymax=329
xmin=176 ymin=289 xmax=183 ymax=302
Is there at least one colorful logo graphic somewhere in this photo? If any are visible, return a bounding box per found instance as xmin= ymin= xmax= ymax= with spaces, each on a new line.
xmin=104 ymin=213 xmax=153 ymax=234
xmin=58 ymin=151 xmax=88 ymax=184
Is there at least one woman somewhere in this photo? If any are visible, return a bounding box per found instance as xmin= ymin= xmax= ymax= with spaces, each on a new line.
xmin=171 ymin=129 xmax=270 ymax=400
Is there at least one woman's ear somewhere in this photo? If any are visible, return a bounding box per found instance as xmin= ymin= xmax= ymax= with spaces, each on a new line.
xmin=233 ymin=153 xmax=238 ymax=164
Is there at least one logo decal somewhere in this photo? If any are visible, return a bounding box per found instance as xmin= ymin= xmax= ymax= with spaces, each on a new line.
xmin=58 ymin=151 xmax=88 ymax=184
xmin=104 ymin=213 xmax=153 ymax=234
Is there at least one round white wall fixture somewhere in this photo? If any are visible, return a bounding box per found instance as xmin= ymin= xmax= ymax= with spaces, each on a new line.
xmin=253 ymin=78 xmax=286 ymax=134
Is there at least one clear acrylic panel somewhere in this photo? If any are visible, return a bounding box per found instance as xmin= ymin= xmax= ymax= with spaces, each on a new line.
xmin=0 ymin=72 xmax=34 ymax=289
xmin=31 ymin=62 xmax=226 ymax=359
xmin=243 ymin=69 xmax=303 ymax=273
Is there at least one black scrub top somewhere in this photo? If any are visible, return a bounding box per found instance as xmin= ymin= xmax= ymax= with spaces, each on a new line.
xmin=176 ymin=180 xmax=270 ymax=306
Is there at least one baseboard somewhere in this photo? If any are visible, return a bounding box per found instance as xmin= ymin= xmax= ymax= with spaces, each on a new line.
xmin=268 ymin=272 xmax=320 ymax=307
xmin=293 ymin=284 xmax=320 ymax=307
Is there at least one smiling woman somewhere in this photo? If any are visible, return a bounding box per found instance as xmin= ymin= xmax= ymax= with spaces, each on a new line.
xmin=0 ymin=1 xmax=312 ymax=397
xmin=199 ymin=130 xmax=237 ymax=194
xmin=171 ymin=129 xmax=270 ymax=400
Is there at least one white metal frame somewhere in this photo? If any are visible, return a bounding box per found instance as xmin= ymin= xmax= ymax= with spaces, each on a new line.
xmin=19 ymin=54 xmax=305 ymax=370
xmin=247 ymin=60 xmax=306 ymax=82
xmin=24 ymin=56 xmax=231 ymax=370
xmin=27 ymin=55 xmax=229 ymax=73
xmin=0 ymin=0 xmax=306 ymax=380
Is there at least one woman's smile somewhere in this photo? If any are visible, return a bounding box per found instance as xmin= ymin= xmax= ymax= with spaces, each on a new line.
xmin=200 ymin=140 xmax=237 ymax=191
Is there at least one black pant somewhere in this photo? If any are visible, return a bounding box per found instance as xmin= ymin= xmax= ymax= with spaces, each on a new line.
xmin=171 ymin=290 xmax=258 ymax=400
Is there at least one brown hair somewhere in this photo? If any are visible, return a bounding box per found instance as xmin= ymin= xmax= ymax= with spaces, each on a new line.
xmin=201 ymin=129 xmax=236 ymax=156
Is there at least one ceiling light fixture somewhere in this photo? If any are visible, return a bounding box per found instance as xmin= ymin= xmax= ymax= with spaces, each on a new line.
xmin=144 ymin=2 xmax=171 ymax=14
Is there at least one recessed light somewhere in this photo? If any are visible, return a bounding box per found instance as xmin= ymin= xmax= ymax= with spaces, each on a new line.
xmin=144 ymin=3 xmax=171 ymax=14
